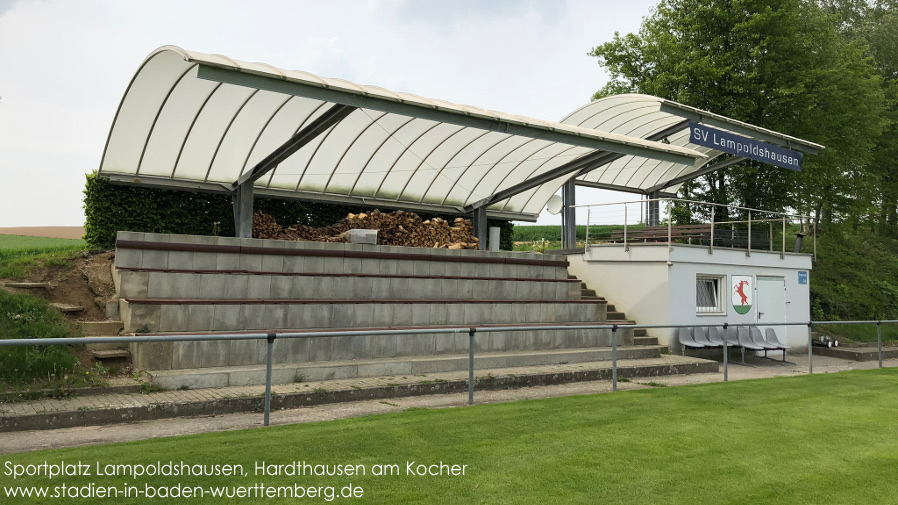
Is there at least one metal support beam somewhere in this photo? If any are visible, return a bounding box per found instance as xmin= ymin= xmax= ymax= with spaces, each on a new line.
xmin=233 ymin=104 xmax=356 ymax=188
xmin=232 ymin=182 xmax=254 ymax=238
xmin=647 ymin=191 xmax=660 ymax=226
xmin=198 ymin=65 xmax=703 ymax=166
xmin=561 ymin=178 xmax=576 ymax=249
xmin=646 ymin=155 xmax=748 ymax=193
xmin=466 ymin=120 xmax=691 ymax=211
xmin=472 ymin=206 xmax=488 ymax=251
xmin=101 ymin=172 xmax=540 ymax=222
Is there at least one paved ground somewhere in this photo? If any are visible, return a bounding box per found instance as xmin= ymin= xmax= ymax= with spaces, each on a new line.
xmin=2 ymin=353 xmax=895 ymax=455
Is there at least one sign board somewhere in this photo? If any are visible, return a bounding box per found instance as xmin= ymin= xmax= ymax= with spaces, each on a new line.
xmin=731 ymin=275 xmax=753 ymax=315
xmin=688 ymin=122 xmax=803 ymax=171
xmin=798 ymin=271 xmax=808 ymax=285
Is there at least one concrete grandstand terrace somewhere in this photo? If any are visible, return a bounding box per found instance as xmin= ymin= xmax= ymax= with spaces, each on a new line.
xmin=111 ymin=231 xmax=647 ymax=385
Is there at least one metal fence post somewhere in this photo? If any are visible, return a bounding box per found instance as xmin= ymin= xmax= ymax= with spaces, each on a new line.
xmin=722 ymin=323 xmax=728 ymax=382
xmin=468 ymin=328 xmax=476 ymax=405
xmin=878 ymin=321 xmax=883 ymax=369
xmin=807 ymin=323 xmax=813 ymax=374
xmin=264 ymin=332 xmax=276 ymax=426
xmin=611 ymin=325 xmax=618 ymax=392
xmin=747 ymin=210 xmax=752 ymax=256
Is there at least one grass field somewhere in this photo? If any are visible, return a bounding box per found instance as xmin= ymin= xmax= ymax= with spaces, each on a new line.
xmin=0 ymin=235 xmax=85 ymax=280
xmin=3 ymin=370 xmax=898 ymax=503
xmin=0 ymin=235 xmax=85 ymax=251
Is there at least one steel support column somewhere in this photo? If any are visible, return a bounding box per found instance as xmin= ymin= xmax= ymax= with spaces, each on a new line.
xmin=232 ymin=182 xmax=254 ymax=238
xmin=472 ymin=206 xmax=488 ymax=250
xmin=647 ymin=191 xmax=661 ymax=227
xmin=561 ymin=178 xmax=576 ymax=249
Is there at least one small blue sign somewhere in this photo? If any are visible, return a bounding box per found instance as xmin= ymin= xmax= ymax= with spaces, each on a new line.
xmin=688 ymin=122 xmax=803 ymax=171
xmin=798 ymin=271 xmax=808 ymax=285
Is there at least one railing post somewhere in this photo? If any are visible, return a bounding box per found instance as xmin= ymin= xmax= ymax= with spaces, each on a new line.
xmin=468 ymin=328 xmax=476 ymax=405
xmin=782 ymin=216 xmax=786 ymax=258
xmin=807 ymin=323 xmax=813 ymax=374
xmin=623 ymin=204 xmax=628 ymax=251
xmin=667 ymin=200 xmax=672 ymax=251
xmin=585 ymin=208 xmax=590 ymax=252
xmin=709 ymin=206 xmax=715 ymax=255
xmin=747 ymin=210 xmax=752 ymax=256
xmin=769 ymin=222 xmax=773 ymax=252
xmin=813 ymin=220 xmax=817 ymax=261
xmin=722 ymin=323 xmax=728 ymax=382
xmin=611 ymin=324 xmax=618 ymax=392
xmin=264 ymin=332 xmax=276 ymax=427
xmin=878 ymin=321 xmax=883 ymax=369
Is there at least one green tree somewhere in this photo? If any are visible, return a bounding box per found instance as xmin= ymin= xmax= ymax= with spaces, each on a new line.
xmin=590 ymin=0 xmax=887 ymax=228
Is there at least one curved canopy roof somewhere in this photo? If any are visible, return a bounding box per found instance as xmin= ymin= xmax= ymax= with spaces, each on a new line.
xmin=560 ymin=95 xmax=822 ymax=195
xmin=99 ymin=46 xmax=821 ymax=220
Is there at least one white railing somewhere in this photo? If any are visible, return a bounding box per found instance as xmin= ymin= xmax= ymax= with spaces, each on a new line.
xmin=576 ymin=198 xmax=815 ymax=258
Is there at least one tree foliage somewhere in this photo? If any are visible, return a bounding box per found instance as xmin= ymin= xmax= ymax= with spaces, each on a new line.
xmin=589 ymin=0 xmax=890 ymax=230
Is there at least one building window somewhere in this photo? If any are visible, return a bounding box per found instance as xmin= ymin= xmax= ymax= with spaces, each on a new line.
xmin=696 ymin=275 xmax=725 ymax=314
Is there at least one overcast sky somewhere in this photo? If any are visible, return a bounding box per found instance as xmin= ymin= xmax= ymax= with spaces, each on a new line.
xmin=0 ymin=0 xmax=658 ymax=228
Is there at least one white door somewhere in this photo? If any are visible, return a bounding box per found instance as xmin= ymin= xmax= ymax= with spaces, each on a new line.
xmin=756 ymin=276 xmax=787 ymax=344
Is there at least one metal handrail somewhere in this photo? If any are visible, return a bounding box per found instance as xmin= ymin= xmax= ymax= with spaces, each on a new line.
xmin=3 ymin=319 xmax=895 ymax=425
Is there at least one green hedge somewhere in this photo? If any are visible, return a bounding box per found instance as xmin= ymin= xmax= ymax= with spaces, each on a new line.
xmin=83 ymin=173 xmax=513 ymax=250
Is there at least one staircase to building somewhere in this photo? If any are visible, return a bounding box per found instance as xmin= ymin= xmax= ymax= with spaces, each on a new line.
xmin=568 ymin=274 xmax=665 ymax=350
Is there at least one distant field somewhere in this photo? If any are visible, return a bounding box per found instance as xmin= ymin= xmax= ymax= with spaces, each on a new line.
xmin=3 ymin=370 xmax=898 ymax=504
xmin=0 ymin=235 xmax=85 ymax=251
xmin=0 ymin=227 xmax=84 ymax=240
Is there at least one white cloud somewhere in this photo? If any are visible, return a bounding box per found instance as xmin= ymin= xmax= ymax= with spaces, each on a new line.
xmin=0 ymin=0 xmax=656 ymax=226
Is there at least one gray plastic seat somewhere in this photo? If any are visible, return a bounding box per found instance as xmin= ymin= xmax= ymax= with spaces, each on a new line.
xmin=750 ymin=326 xmax=779 ymax=350
xmin=737 ymin=327 xmax=764 ymax=350
xmin=678 ymin=327 xmax=705 ymax=355
xmin=723 ymin=327 xmax=741 ymax=348
xmin=692 ymin=327 xmax=720 ymax=347
xmin=706 ymin=327 xmax=725 ymax=346
xmin=765 ymin=327 xmax=790 ymax=361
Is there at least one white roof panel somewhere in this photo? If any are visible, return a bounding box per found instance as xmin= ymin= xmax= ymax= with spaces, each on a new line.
xmin=100 ymin=46 xmax=819 ymax=219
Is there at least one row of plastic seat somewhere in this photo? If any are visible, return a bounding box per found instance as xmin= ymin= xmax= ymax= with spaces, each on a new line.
xmin=678 ymin=326 xmax=791 ymax=362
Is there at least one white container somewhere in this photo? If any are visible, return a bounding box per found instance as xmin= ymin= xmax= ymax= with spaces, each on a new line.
xmin=345 ymin=229 xmax=378 ymax=244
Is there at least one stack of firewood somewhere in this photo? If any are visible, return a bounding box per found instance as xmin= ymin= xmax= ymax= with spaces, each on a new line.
xmin=252 ymin=210 xmax=480 ymax=249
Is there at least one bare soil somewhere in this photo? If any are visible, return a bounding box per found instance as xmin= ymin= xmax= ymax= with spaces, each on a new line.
xmin=2 ymin=251 xmax=116 ymax=322
xmin=0 ymin=226 xmax=85 ymax=239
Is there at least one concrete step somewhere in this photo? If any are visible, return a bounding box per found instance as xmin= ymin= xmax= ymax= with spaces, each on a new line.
xmin=606 ymin=311 xmax=628 ymax=320
xmin=580 ymin=282 xmax=588 ymax=289
xmin=605 ymin=304 xmax=616 ymax=312
xmin=580 ymin=295 xmax=605 ymax=301
xmin=79 ymin=320 xmax=124 ymax=336
xmin=568 ymin=274 xmax=577 ymax=280
xmin=634 ymin=328 xmax=647 ymax=337
xmin=0 ymin=354 xmax=718 ymax=432
xmin=581 ymin=288 xmax=597 ymax=297
xmin=4 ymin=281 xmax=49 ymax=289
xmin=147 ymin=345 xmax=670 ymax=389
xmin=90 ymin=349 xmax=131 ymax=360
xmin=633 ymin=336 xmax=659 ymax=346
xmin=50 ymin=303 xmax=84 ymax=313
xmin=84 ymin=335 xmax=129 ymax=352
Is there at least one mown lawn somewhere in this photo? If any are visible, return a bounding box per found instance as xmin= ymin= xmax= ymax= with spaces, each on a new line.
xmin=3 ymin=369 xmax=898 ymax=504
